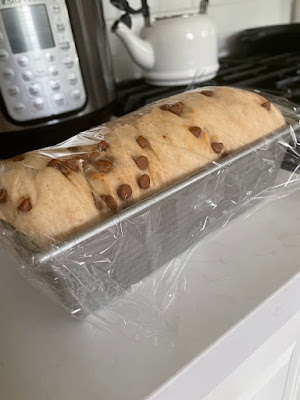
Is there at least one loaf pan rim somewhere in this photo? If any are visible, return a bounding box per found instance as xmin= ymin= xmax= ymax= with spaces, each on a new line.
xmin=34 ymin=120 xmax=300 ymax=265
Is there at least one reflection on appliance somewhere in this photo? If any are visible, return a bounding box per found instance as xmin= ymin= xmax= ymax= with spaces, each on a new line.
xmin=1 ymin=5 xmax=55 ymax=54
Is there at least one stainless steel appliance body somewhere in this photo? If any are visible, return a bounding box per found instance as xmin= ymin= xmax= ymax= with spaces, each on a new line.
xmin=0 ymin=0 xmax=115 ymax=157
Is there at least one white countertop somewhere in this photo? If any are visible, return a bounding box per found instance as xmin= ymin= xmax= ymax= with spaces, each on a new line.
xmin=1 ymin=170 xmax=300 ymax=400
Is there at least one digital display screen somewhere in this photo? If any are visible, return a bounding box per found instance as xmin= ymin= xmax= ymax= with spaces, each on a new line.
xmin=1 ymin=5 xmax=55 ymax=54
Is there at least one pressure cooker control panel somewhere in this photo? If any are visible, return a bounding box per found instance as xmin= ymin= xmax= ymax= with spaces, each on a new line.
xmin=0 ymin=0 xmax=86 ymax=122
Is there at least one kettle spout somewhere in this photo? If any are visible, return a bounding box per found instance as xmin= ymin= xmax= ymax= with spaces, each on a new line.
xmin=112 ymin=21 xmax=155 ymax=70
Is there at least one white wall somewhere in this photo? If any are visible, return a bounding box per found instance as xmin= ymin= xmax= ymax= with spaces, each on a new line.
xmin=103 ymin=0 xmax=294 ymax=83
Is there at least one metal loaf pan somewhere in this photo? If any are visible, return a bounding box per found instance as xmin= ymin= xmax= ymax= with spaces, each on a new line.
xmin=21 ymin=119 xmax=298 ymax=313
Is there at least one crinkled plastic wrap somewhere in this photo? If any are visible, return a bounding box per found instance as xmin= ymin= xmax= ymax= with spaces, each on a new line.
xmin=1 ymin=88 xmax=300 ymax=339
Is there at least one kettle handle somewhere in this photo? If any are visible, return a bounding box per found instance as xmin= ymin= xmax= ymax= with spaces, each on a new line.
xmin=110 ymin=0 xmax=151 ymax=28
xmin=141 ymin=0 xmax=151 ymax=27
xmin=199 ymin=0 xmax=209 ymax=14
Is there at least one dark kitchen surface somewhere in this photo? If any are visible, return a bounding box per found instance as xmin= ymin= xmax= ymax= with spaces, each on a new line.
xmin=115 ymin=51 xmax=300 ymax=173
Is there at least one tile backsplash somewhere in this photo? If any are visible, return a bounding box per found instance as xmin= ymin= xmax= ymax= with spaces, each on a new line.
xmin=103 ymin=0 xmax=293 ymax=83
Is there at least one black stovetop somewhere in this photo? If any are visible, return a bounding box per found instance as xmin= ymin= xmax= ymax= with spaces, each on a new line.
xmin=116 ymin=51 xmax=300 ymax=115
xmin=115 ymin=51 xmax=300 ymax=172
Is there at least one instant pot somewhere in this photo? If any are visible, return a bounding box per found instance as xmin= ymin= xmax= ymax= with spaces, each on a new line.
xmin=0 ymin=0 xmax=116 ymax=157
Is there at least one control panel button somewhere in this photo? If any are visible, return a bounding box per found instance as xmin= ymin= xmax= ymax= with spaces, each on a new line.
xmin=35 ymin=69 xmax=47 ymax=78
xmin=53 ymin=93 xmax=65 ymax=106
xmin=64 ymin=58 xmax=74 ymax=69
xmin=45 ymin=52 xmax=55 ymax=62
xmin=52 ymin=4 xmax=61 ymax=13
xmin=50 ymin=80 xmax=61 ymax=91
xmin=72 ymin=89 xmax=82 ymax=101
xmin=68 ymin=74 xmax=78 ymax=86
xmin=28 ymin=83 xmax=41 ymax=96
xmin=58 ymin=33 xmax=67 ymax=43
xmin=7 ymin=86 xmax=20 ymax=96
xmin=49 ymin=66 xmax=59 ymax=76
xmin=2 ymin=68 xmax=14 ymax=80
xmin=56 ymin=21 xmax=65 ymax=32
xmin=22 ymin=71 xmax=33 ymax=82
xmin=59 ymin=42 xmax=70 ymax=51
xmin=0 ymin=49 xmax=8 ymax=61
xmin=17 ymin=56 xmax=28 ymax=67
xmin=13 ymin=102 xmax=25 ymax=112
xmin=33 ymin=97 xmax=45 ymax=110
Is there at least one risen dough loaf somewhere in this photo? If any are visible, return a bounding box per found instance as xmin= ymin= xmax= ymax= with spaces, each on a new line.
xmin=0 ymin=87 xmax=286 ymax=248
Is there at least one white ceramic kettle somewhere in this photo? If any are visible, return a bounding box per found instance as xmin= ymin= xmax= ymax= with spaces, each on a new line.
xmin=112 ymin=11 xmax=219 ymax=86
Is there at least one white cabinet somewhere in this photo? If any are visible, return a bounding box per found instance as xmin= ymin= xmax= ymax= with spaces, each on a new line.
xmin=203 ymin=313 xmax=300 ymax=400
